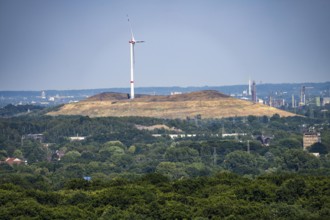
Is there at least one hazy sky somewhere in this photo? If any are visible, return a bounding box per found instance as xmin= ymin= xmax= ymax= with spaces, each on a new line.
xmin=0 ymin=0 xmax=329 ymax=91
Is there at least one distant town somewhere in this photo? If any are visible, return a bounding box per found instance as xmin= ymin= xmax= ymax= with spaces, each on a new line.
xmin=1 ymin=82 xmax=329 ymax=110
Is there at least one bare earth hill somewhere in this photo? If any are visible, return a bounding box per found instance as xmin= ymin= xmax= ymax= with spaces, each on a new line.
xmin=47 ymin=90 xmax=296 ymax=119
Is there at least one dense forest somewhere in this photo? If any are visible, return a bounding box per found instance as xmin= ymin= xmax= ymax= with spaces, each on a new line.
xmin=1 ymin=104 xmax=330 ymax=219
xmin=1 ymin=172 xmax=330 ymax=219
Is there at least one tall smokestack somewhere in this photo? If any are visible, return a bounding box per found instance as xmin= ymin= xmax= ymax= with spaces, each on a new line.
xmin=300 ymin=86 xmax=306 ymax=106
xmin=292 ymin=94 xmax=295 ymax=108
xmin=251 ymin=81 xmax=257 ymax=103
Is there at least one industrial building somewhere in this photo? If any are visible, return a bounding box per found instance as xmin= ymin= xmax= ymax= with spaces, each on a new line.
xmin=303 ymin=132 xmax=321 ymax=150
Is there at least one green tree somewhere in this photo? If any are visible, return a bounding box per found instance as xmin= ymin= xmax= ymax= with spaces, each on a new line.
xmin=61 ymin=150 xmax=81 ymax=163
xmin=165 ymin=146 xmax=200 ymax=163
xmin=278 ymin=138 xmax=302 ymax=149
xmin=61 ymin=164 xmax=86 ymax=178
xmin=224 ymin=151 xmax=265 ymax=175
xmin=156 ymin=162 xmax=188 ymax=180
xmin=276 ymin=178 xmax=306 ymax=204
xmin=282 ymin=149 xmax=320 ymax=171
xmin=0 ymin=150 xmax=8 ymax=160
xmin=13 ymin=149 xmax=23 ymax=159
xmin=309 ymin=142 xmax=328 ymax=154
xmin=22 ymin=141 xmax=47 ymax=163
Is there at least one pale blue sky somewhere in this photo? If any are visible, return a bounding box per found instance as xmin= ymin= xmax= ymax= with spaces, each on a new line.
xmin=0 ymin=0 xmax=329 ymax=90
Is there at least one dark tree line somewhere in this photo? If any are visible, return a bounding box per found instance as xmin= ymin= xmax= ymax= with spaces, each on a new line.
xmin=0 ymin=172 xmax=329 ymax=219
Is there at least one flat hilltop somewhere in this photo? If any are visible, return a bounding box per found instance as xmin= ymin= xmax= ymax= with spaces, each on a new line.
xmin=47 ymin=90 xmax=296 ymax=119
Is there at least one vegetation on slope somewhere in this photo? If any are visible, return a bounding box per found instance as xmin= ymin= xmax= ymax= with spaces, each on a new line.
xmin=48 ymin=90 xmax=296 ymax=118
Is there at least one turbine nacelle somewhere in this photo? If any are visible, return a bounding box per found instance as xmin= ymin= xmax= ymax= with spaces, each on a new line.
xmin=129 ymin=39 xmax=145 ymax=44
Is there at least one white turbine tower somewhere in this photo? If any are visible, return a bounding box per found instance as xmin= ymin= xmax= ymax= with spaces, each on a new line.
xmin=128 ymin=16 xmax=144 ymax=99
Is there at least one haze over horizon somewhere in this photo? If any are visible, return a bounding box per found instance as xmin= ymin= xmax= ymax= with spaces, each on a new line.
xmin=1 ymin=0 xmax=330 ymax=91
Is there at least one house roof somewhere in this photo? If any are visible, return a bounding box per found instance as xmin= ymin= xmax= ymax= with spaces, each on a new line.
xmin=5 ymin=157 xmax=23 ymax=163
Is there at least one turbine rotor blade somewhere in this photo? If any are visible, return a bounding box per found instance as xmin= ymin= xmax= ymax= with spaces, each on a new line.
xmin=127 ymin=14 xmax=135 ymax=41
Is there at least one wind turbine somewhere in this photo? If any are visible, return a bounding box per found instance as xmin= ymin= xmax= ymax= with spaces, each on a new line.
xmin=128 ymin=16 xmax=144 ymax=99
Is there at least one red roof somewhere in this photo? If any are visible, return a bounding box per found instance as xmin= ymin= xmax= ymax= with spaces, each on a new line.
xmin=5 ymin=157 xmax=24 ymax=165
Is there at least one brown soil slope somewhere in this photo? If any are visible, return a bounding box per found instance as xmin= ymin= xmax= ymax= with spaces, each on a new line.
xmin=47 ymin=90 xmax=296 ymax=119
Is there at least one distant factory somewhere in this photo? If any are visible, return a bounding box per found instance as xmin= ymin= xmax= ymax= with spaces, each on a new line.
xmin=238 ymin=81 xmax=330 ymax=109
